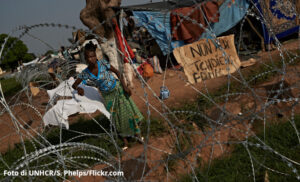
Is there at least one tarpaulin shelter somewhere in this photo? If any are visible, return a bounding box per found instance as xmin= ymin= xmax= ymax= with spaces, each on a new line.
xmin=122 ymin=0 xmax=208 ymax=11
xmin=122 ymin=0 xmax=250 ymax=55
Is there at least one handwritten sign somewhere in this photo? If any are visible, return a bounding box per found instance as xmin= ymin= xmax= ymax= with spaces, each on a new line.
xmin=173 ymin=35 xmax=241 ymax=84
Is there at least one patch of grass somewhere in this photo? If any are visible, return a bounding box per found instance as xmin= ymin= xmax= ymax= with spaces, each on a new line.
xmin=175 ymin=132 xmax=193 ymax=154
xmin=46 ymin=115 xmax=112 ymax=144
xmin=246 ymin=50 xmax=300 ymax=85
xmin=140 ymin=117 xmax=167 ymax=137
xmin=163 ymin=134 xmax=193 ymax=173
xmin=163 ymin=153 xmax=178 ymax=173
xmin=174 ymin=50 xmax=300 ymax=181
xmin=0 ymin=77 xmax=22 ymax=97
xmin=0 ymin=140 xmax=36 ymax=179
xmin=45 ymin=114 xmax=124 ymax=159
xmin=0 ymin=114 xmax=167 ymax=180
xmin=163 ymin=130 xmax=194 ymax=173
xmin=179 ymin=115 xmax=300 ymax=182
xmin=171 ymin=100 xmax=209 ymax=131
xmin=0 ymin=114 xmax=123 ymax=180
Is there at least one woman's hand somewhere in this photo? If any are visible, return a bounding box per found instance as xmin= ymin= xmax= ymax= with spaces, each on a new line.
xmin=77 ymin=87 xmax=84 ymax=96
xmin=72 ymin=78 xmax=83 ymax=95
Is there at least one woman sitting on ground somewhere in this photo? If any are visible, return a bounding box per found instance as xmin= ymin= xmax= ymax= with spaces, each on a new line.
xmin=72 ymin=42 xmax=144 ymax=150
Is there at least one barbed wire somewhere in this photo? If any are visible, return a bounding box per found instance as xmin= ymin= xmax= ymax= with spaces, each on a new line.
xmin=0 ymin=0 xmax=300 ymax=181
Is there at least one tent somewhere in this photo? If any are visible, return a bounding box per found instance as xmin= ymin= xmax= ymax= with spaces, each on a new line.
xmin=124 ymin=0 xmax=299 ymax=54
xmin=124 ymin=0 xmax=250 ymax=55
xmin=122 ymin=0 xmax=207 ymax=11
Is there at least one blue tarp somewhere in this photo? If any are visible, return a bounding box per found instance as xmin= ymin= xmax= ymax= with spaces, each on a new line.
xmin=133 ymin=11 xmax=184 ymax=55
xmin=133 ymin=0 xmax=249 ymax=54
xmin=200 ymin=0 xmax=250 ymax=38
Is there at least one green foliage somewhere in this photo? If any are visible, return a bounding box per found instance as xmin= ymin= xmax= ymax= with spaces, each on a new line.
xmin=179 ymin=115 xmax=300 ymax=182
xmin=44 ymin=50 xmax=54 ymax=56
xmin=0 ymin=114 xmax=166 ymax=180
xmin=163 ymin=153 xmax=178 ymax=173
xmin=23 ymin=53 xmax=35 ymax=63
xmin=0 ymin=140 xmax=36 ymax=179
xmin=46 ymin=114 xmax=120 ymax=146
xmin=140 ymin=118 xmax=167 ymax=137
xmin=174 ymin=50 xmax=300 ymax=181
xmin=0 ymin=34 xmax=35 ymax=70
xmin=0 ymin=77 xmax=22 ymax=97
xmin=0 ymin=114 xmax=124 ymax=180
xmin=171 ymin=100 xmax=208 ymax=131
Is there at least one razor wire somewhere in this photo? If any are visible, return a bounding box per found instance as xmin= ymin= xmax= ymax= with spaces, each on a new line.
xmin=0 ymin=0 xmax=300 ymax=181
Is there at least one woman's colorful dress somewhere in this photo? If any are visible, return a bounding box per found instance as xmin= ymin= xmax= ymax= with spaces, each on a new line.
xmin=78 ymin=60 xmax=144 ymax=137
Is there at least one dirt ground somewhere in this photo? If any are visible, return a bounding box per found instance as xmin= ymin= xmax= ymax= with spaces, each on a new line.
xmin=73 ymin=39 xmax=299 ymax=181
xmin=131 ymin=39 xmax=300 ymax=117
xmin=75 ymin=63 xmax=300 ymax=182
xmin=0 ymin=39 xmax=299 ymax=181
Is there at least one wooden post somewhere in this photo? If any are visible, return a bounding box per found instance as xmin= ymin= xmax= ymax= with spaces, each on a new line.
xmin=246 ymin=17 xmax=265 ymax=52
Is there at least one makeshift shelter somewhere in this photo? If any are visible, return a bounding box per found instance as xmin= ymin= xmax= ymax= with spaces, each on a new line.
xmin=122 ymin=0 xmax=211 ymax=11
xmin=124 ymin=0 xmax=299 ymax=54
xmin=123 ymin=0 xmax=250 ymax=55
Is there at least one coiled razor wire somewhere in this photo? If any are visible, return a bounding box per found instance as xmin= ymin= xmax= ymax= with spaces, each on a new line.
xmin=0 ymin=0 xmax=299 ymax=181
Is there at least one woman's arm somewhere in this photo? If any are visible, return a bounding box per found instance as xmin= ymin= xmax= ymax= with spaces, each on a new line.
xmin=110 ymin=65 xmax=132 ymax=96
xmin=72 ymin=78 xmax=84 ymax=96
xmin=109 ymin=65 xmax=121 ymax=78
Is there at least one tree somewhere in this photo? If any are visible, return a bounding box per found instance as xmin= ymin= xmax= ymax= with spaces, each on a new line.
xmin=0 ymin=34 xmax=35 ymax=70
xmin=44 ymin=50 xmax=54 ymax=56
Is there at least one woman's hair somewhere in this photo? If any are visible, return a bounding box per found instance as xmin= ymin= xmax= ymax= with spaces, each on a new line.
xmin=84 ymin=41 xmax=97 ymax=53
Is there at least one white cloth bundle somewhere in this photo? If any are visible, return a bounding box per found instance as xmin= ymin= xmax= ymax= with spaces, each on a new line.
xmin=43 ymin=77 xmax=110 ymax=129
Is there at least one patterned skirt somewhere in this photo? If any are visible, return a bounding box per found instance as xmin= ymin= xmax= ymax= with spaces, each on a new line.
xmin=101 ymin=81 xmax=144 ymax=137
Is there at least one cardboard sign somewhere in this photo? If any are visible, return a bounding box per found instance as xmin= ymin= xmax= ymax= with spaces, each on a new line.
xmin=173 ymin=35 xmax=241 ymax=84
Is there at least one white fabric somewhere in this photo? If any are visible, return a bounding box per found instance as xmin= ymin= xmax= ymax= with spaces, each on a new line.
xmin=43 ymin=77 xmax=110 ymax=129
xmin=47 ymin=77 xmax=75 ymax=101
xmin=101 ymin=37 xmax=137 ymax=88
xmin=82 ymin=39 xmax=101 ymax=49
xmin=76 ymin=64 xmax=88 ymax=73
xmin=23 ymin=58 xmax=39 ymax=66
xmin=123 ymin=63 xmax=136 ymax=89
xmin=100 ymin=37 xmax=123 ymax=74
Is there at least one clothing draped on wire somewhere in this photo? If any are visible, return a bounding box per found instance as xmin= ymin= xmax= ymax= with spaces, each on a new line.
xmin=112 ymin=19 xmax=135 ymax=63
xmin=112 ymin=18 xmax=136 ymax=88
